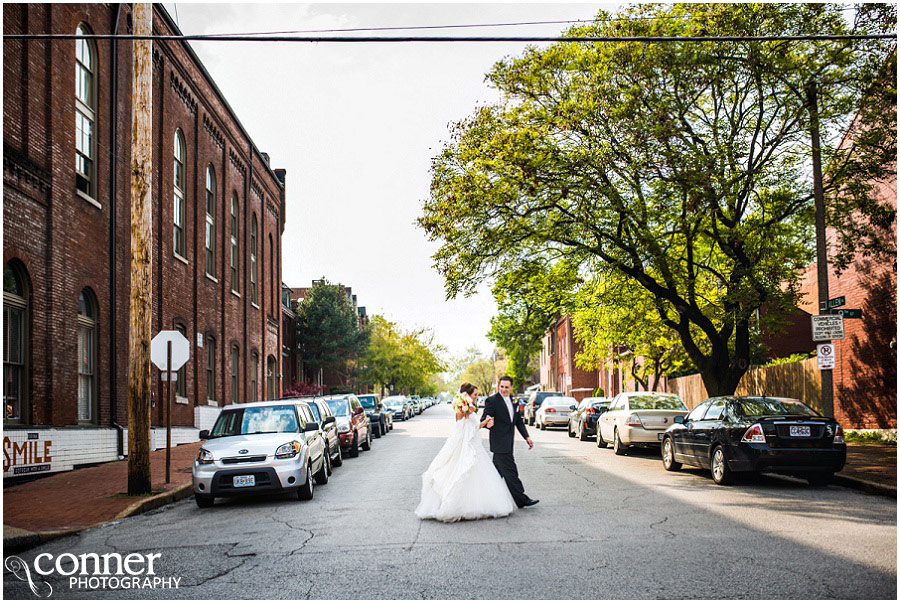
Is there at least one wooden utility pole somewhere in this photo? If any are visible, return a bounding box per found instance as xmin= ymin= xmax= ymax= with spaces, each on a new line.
xmin=127 ymin=3 xmax=154 ymax=495
xmin=807 ymin=79 xmax=834 ymax=419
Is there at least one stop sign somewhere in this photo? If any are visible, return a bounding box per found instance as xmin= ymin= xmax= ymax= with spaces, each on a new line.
xmin=151 ymin=330 xmax=191 ymax=371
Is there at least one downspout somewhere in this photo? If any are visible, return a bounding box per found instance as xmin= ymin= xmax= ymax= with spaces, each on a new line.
xmin=110 ymin=4 xmax=125 ymax=457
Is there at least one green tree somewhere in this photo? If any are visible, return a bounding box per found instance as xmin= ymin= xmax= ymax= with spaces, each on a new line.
xmin=361 ymin=315 xmax=446 ymax=396
xmin=487 ymin=259 xmax=579 ymax=389
xmin=420 ymin=4 xmax=895 ymax=396
xmin=461 ymin=356 xmax=499 ymax=395
xmin=295 ymin=281 xmax=369 ymax=385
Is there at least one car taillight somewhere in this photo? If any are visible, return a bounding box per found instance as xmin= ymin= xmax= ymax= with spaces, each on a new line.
xmin=741 ymin=424 xmax=766 ymax=443
xmin=833 ymin=424 xmax=845 ymax=444
xmin=625 ymin=414 xmax=642 ymax=427
xmin=585 ymin=407 xmax=595 ymax=415
xmin=545 ymin=408 xmax=557 ymax=413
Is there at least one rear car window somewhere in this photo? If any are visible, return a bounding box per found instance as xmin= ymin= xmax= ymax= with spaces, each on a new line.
xmin=628 ymin=395 xmax=687 ymax=410
xmin=733 ymin=398 xmax=820 ymax=418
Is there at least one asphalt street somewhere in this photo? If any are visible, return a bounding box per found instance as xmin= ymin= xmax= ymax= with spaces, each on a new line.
xmin=4 ymin=403 xmax=896 ymax=600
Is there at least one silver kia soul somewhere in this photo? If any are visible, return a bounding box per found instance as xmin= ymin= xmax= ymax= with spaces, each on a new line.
xmin=192 ymin=400 xmax=330 ymax=508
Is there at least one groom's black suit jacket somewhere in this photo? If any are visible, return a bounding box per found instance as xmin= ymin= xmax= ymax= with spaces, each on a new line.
xmin=480 ymin=392 xmax=530 ymax=454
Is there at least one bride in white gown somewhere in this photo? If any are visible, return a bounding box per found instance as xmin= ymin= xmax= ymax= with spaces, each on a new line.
xmin=415 ymin=383 xmax=516 ymax=522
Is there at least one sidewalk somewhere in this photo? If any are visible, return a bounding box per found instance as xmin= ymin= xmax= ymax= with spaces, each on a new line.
xmin=3 ymin=441 xmax=202 ymax=552
xmin=2 ymin=440 xmax=894 ymax=553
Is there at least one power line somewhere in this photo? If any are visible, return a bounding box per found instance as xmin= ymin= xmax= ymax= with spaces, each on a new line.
xmin=4 ymin=33 xmax=896 ymax=43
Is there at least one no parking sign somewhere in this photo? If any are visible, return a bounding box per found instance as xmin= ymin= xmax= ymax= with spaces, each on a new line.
xmin=817 ymin=343 xmax=836 ymax=370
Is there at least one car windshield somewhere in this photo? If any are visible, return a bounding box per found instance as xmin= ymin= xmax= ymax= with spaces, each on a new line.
xmin=210 ymin=405 xmax=300 ymax=437
xmin=733 ymin=398 xmax=820 ymax=418
xmin=357 ymin=396 xmax=377 ymax=408
xmin=325 ymin=399 xmax=350 ymax=417
xmin=628 ymin=395 xmax=687 ymax=410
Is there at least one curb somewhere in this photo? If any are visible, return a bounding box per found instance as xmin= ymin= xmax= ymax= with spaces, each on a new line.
xmin=833 ymin=474 xmax=897 ymax=498
xmin=3 ymin=483 xmax=195 ymax=555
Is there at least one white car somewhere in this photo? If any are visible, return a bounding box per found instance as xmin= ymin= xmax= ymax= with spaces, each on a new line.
xmin=535 ymin=396 xmax=578 ymax=430
xmin=597 ymin=392 xmax=688 ymax=455
xmin=193 ymin=400 xmax=330 ymax=508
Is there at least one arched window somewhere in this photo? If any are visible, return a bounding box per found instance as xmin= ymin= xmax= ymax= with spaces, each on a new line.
xmin=77 ymin=289 xmax=98 ymax=422
xmin=230 ymin=192 xmax=239 ymax=293
xmin=205 ymin=166 xmax=216 ymax=277
xmin=266 ymin=355 xmax=276 ymax=400
xmin=4 ymin=262 xmax=29 ymax=422
xmin=250 ymin=214 xmax=258 ymax=305
xmin=230 ymin=345 xmax=239 ymax=404
xmin=75 ymin=24 xmax=98 ymax=198
xmin=174 ymin=323 xmax=187 ymax=398
xmin=173 ymin=130 xmax=186 ymax=257
xmin=206 ymin=334 xmax=217 ymax=405
xmin=250 ymin=350 xmax=259 ymax=401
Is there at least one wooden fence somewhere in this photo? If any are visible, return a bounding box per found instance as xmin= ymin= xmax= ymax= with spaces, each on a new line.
xmin=664 ymin=358 xmax=822 ymax=411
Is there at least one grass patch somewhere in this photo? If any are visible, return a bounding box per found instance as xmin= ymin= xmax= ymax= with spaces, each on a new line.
xmin=845 ymin=430 xmax=897 ymax=445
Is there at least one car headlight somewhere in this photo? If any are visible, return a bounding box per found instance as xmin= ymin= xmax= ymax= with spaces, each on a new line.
xmin=196 ymin=448 xmax=214 ymax=465
xmin=338 ymin=423 xmax=351 ymax=433
xmin=275 ymin=441 xmax=302 ymax=459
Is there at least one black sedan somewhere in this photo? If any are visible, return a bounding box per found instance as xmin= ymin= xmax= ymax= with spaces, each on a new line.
xmin=660 ymin=396 xmax=846 ymax=486
xmin=567 ymin=397 xmax=611 ymax=441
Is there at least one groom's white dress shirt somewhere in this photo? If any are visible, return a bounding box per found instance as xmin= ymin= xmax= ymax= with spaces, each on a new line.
xmin=502 ymin=395 xmax=514 ymax=422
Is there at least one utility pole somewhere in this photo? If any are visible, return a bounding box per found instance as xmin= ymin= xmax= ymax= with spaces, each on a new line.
xmin=127 ymin=3 xmax=153 ymax=495
xmin=807 ymin=79 xmax=834 ymax=419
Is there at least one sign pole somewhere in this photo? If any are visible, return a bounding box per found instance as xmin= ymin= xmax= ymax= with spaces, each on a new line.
xmin=807 ymin=80 xmax=834 ymax=418
xmin=166 ymin=340 xmax=172 ymax=484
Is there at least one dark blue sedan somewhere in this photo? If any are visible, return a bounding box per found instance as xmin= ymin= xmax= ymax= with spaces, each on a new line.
xmin=660 ymin=396 xmax=846 ymax=486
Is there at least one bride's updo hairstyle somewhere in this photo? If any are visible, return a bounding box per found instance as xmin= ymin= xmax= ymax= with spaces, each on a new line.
xmin=459 ymin=382 xmax=476 ymax=395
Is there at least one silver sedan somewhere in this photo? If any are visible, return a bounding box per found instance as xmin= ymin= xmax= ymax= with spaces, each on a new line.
xmin=535 ymin=396 xmax=578 ymax=430
xmin=597 ymin=392 xmax=688 ymax=455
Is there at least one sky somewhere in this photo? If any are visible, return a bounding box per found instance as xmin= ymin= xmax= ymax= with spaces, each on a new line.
xmin=161 ymin=2 xmax=612 ymax=360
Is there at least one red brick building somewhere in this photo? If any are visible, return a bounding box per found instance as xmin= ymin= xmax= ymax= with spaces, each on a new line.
xmin=3 ymin=4 xmax=286 ymax=477
xmin=539 ymin=314 xmax=602 ymax=401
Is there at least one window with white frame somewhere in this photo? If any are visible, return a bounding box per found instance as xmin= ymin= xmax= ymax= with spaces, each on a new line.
xmin=205 ymin=166 xmax=216 ymax=277
xmin=230 ymin=193 xmax=239 ymax=293
xmin=173 ymin=130 xmax=186 ymax=257
xmin=250 ymin=214 xmax=258 ymax=304
xmin=206 ymin=334 xmax=217 ymax=404
xmin=75 ymin=24 xmax=97 ymax=198
xmin=4 ymin=263 xmax=29 ymax=422
xmin=77 ymin=289 xmax=97 ymax=422
xmin=174 ymin=323 xmax=187 ymax=397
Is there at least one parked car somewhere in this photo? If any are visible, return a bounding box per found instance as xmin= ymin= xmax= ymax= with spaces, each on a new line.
xmin=383 ymin=395 xmax=411 ymax=421
xmin=476 ymin=396 xmax=487 ymax=409
xmin=568 ymin=397 xmax=611 ymax=441
xmin=193 ymin=400 xmax=329 ymax=507
xmin=597 ymin=392 xmax=688 ymax=455
xmin=516 ymin=395 xmax=529 ymax=414
xmin=306 ymin=398 xmax=343 ymax=468
xmin=660 ymin=396 xmax=847 ymax=486
xmin=524 ymin=391 xmax=563 ymax=426
xmin=323 ymin=394 xmax=372 ymax=458
xmin=411 ymin=398 xmax=423 ymax=415
xmin=358 ymin=393 xmax=392 ymax=437
xmin=535 ymin=396 xmax=578 ymax=430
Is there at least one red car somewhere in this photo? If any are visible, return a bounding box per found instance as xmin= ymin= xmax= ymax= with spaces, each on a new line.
xmin=323 ymin=394 xmax=372 ymax=458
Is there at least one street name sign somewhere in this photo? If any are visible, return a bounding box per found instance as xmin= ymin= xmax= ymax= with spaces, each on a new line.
xmin=817 ymin=343 xmax=836 ymax=370
xmin=833 ymin=308 xmax=862 ymax=319
xmin=151 ymin=330 xmax=190 ymax=371
xmin=811 ymin=315 xmax=845 ymax=341
xmin=827 ymin=296 xmax=846 ymax=309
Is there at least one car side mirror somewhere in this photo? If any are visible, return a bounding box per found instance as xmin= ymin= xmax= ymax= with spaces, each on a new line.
xmin=674 ymin=416 xmax=684 ymax=424
xmin=199 ymin=430 xmax=210 ymax=440
xmin=304 ymin=421 xmax=319 ymax=432
xmin=324 ymin=416 xmax=336 ymax=426
xmin=570 ymin=405 xmax=577 ymax=411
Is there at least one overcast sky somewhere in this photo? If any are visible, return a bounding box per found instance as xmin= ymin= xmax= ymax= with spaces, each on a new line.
xmin=162 ymin=2 xmax=612 ymax=360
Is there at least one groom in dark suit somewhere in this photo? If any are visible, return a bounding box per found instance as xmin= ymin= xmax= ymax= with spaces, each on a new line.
xmin=481 ymin=375 xmax=539 ymax=508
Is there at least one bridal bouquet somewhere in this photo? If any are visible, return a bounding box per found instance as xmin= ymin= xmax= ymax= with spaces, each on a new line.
xmin=452 ymin=393 xmax=476 ymax=415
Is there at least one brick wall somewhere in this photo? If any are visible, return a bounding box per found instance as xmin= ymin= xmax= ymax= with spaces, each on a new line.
xmin=3 ymin=4 xmax=286 ymax=433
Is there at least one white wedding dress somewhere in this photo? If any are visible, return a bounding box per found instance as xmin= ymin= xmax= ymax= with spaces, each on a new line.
xmin=415 ymin=412 xmax=516 ymax=522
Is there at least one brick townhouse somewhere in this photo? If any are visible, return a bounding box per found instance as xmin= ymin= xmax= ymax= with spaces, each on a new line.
xmin=3 ymin=4 xmax=286 ymax=478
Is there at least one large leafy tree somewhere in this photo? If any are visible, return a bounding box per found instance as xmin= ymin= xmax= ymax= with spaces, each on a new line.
xmin=295 ymin=281 xmax=369 ymax=384
xmin=487 ymin=259 xmax=579 ymax=389
xmin=361 ymin=315 xmax=446 ymax=396
xmin=420 ymin=3 xmax=895 ymax=396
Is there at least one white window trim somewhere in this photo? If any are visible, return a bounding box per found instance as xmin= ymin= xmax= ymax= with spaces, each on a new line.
xmin=173 ymin=252 xmax=189 ymax=265
xmin=76 ymin=189 xmax=102 ymax=209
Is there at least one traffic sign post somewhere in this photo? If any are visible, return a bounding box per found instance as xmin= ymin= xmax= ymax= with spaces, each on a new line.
xmin=817 ymin=343 xmax=836 ymax=370
xmin=151 ymin=331 xmax=191 ymax=483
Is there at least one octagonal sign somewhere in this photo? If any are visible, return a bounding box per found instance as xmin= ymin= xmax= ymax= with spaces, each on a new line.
xmin=151 ymin=330 xmax=190 ymax=371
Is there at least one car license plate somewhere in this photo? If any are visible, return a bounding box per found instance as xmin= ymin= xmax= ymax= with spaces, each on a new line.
xmin=789 ymin=425 xmax=811 ymax=437
xmin=233 ymin=475 xmax=255 ymax=488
